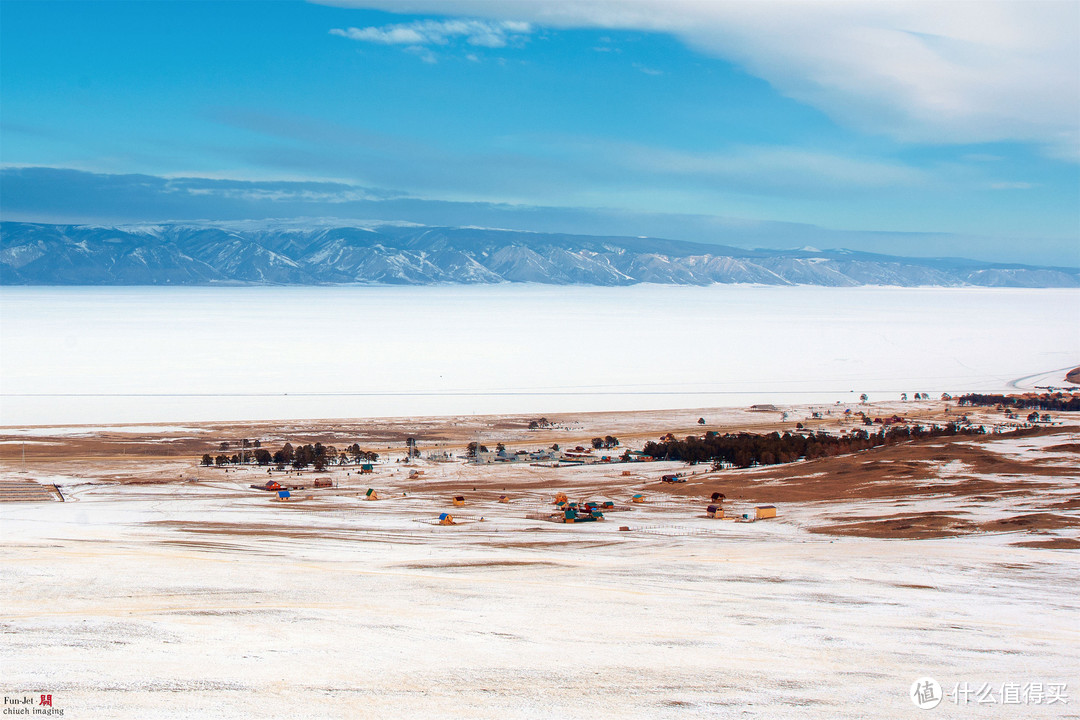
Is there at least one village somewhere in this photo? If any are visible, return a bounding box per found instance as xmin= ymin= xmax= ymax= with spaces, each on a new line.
xmin=1 ymin=397 xmax=1078 ymax=718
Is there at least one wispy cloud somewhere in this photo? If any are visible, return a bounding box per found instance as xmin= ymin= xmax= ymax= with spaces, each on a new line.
xmin=632 ymin=62 xmax=662 ymax=76
xmin=322 ymin=1 xmax=1079 ymax=160
xmin=330 ymin=18 xmax=532 ymax=48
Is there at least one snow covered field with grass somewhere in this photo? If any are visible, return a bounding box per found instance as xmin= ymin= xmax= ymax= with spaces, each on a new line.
xmin=2 ymin=420 xmax=1078 ymax=719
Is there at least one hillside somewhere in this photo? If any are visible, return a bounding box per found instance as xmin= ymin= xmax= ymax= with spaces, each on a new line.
xmin=2 ymin=221 xmax=1077 ymax=287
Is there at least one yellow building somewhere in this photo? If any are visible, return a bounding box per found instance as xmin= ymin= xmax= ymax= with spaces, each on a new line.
xmin=707 ymin=505 xmax=724 ymax=519
xmin=452 ymin=495 xmax=466 ymax=507
xmin=631 ymin=494 xmax=645 ymax=503
xmin=756 ymin=505 xmax=777 ymax=519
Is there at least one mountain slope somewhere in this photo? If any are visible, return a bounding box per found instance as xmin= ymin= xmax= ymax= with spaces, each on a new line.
xmin=1 ymin=221 xmax=1077 ymax=287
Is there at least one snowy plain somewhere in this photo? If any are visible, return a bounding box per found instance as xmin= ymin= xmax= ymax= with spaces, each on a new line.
xmin=2 ymin=458 xmax=1078 ymax=720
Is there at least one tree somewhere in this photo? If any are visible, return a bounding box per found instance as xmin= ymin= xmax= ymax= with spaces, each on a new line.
xmin=698 ymin=417 xmax=706 ymax=425
xmin=465 ymin=442 xmax=488 ymax=458
xmin=219 ymin=441 xmax=230 ymax=451
xmin=860 ymin=393 xmax=869 ymax=403
xmin=550 ymin=444 xmax=559 ymax=451
xmin=900 ymin=393 xmax=907 ymax=401
xmin=496 ymin=442 xmax=506 ymax=454
xmin=591 ymin=437 xmax=604 ymax=450
xmin=604 ymin=435 xmax=619 ymax=448
xmin=201 ymin=454 xmax=213 ymax=466
xmin=941 ymin=393 xmax=952 ymax=401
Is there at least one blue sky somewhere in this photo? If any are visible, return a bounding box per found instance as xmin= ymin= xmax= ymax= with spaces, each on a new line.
xmin=1 ymin=0 xmax=1077 ymax=264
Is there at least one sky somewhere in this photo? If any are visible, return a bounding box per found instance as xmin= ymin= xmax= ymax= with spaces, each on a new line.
xmin=1 ymin=0 xmax=1078 ymax=265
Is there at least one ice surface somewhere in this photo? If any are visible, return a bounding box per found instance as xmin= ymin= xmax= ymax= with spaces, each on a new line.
xmin=1 ymin=284 xmax=1077 ymax=424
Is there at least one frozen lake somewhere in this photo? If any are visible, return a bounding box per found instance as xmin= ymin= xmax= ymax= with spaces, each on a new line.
xmin=1 ymin=285 xmax=1077 ymax=425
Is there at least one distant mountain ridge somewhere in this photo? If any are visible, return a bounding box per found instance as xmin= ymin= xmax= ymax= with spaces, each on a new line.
xmin=1 ymin=221 xmax=1077 ymax=287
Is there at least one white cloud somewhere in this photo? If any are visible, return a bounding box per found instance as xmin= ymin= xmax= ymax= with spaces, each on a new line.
xmin=321 ymin=1 xmax=1079 ymax=159
xmin=632 ymin=62 xmax=662 ymax=76
xmin=330 ymin=18 xmax=532 ymax=48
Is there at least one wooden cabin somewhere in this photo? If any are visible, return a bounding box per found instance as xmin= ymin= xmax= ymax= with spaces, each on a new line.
xmin=707 ymin=504 xmax=723 ymax=519
xmin=438 ymin=512 xmax=455 ymax=525
xmin=360 ymin=464 xmax=374 ymax=474
xmin=365 ymin=488 xmax=378 ymax=500
xmin=756 ymin=505 xmax=777 ymax=519
xmin=452 ymin=495 xmax=466 ymax=507
xmin=631 ymin=494 xmax=645 ymax=503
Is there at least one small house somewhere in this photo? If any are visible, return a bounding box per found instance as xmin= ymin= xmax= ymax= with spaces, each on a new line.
xmin=438 ymin=512 xmax=455 ymax=525
xmin=277 ymin=490 xmax=291 ymax=501
xmin=707 ymin=505 xmax=723 ymax=519
xmin=365 ymin=488 xmax=378 ymax=500
xmin=453 ymin=495 xmax=465 ymax=507
xmin=601 ymin=500 xmax=615 ymax=510
xmin=756 ymin=505 xmax=777 ymax=519
xmin=631 ymin=494 xmax=645 ymax=503
xmin=498 ymin=495 xmax=509 ymax=503
xmin=360 ymin=464 xmax=374 ymax=474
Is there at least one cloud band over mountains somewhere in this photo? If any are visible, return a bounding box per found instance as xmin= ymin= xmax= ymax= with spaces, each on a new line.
xmin=3 ymin=166 xmax=1075 ymax=267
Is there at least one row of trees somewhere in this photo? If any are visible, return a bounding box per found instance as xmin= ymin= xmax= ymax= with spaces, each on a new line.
xmin=638 ymin=423 xmax=1013 ymax=469
xmin=899 ymin=392 xmax=936 ymax=401
xmin=218 ymin=439 xmax=260 ymax=451
xmin=591 ymin=436 xmax=619 ymax=449
xmin=202 ymin=441 xmax=380 ymax=470
xmin=956 ymin=393 xmax=1079 ymax=412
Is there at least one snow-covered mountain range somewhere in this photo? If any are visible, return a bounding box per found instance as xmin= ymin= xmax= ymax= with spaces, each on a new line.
xmin=2 ymin=221 xmax=1077 ymax=287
